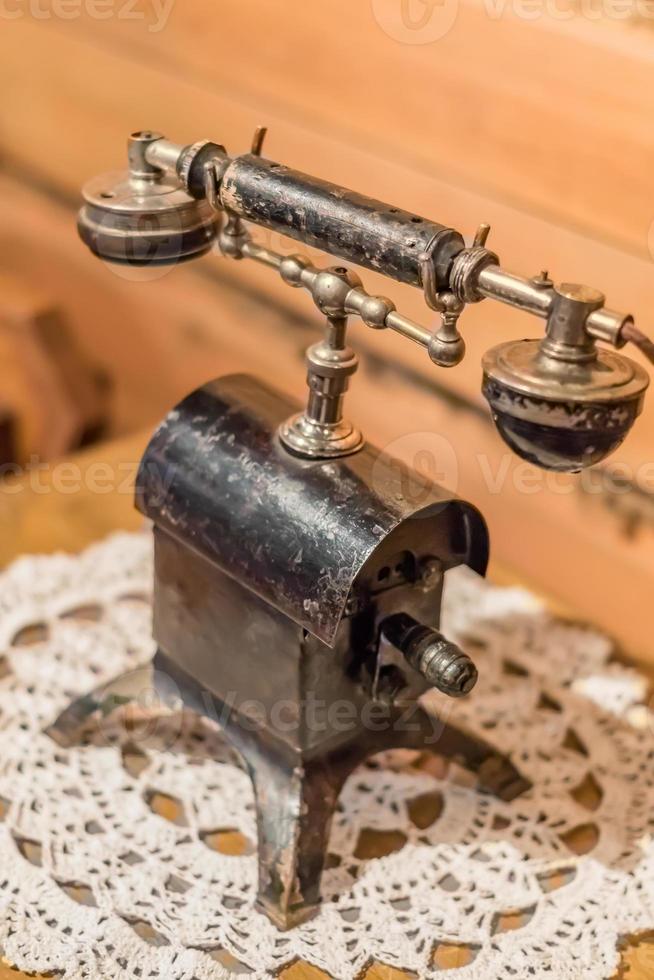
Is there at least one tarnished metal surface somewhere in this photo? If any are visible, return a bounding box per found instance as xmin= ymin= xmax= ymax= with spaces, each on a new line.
xmin=220 ymin=154 xmax=465 ymax=290
xmin=136 ymin=374 xmax=488 ymax=645
xmin=50 ymin=373 xmax=531 ymax=931
xmin=482 ymin=339 xmax=648 ymax=471
xmin=154 ymin=649 xmax=530 ymax=930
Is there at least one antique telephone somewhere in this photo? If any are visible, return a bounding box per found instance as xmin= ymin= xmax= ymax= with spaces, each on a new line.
xmin=49 ymin=128 xmax=653 ymax=929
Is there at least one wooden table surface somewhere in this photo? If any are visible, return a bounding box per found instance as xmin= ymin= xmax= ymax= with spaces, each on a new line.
xmin=0 ymin=433 xmax=651 ymax=980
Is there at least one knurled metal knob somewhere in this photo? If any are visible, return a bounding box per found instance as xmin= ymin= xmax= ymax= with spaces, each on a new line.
xmin=381 ymin=613 xmax=478 ymax=698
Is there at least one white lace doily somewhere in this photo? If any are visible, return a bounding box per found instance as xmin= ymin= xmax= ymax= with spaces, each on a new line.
xmin=0 ymin=531 xmax=652 ymax=980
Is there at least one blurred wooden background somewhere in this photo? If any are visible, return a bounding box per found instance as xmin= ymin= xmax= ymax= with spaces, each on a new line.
xmin=0 ymin=0 xmax=653 ymax=660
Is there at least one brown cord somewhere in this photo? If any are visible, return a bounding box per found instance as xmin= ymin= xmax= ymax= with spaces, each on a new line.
xmin=621 ymin=322 xmax=654 ymax=366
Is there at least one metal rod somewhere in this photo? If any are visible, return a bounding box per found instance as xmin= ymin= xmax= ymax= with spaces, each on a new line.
xmin=477 ymin=266 xmax=635 ymax=350
xmin=386 ymin=311 xmax=431 ymax=348
xmin=586 ymin=308 xmax=631 ymax=347
xmin=476 ymin=265 xmax=553 ymax=317
xmin=325 ymin=315 xmax=348 ymax=351
xmin=242 ymin=240 xmax=283 ymax=270
xmin=145 ymin=138 xmax=185 ymax=173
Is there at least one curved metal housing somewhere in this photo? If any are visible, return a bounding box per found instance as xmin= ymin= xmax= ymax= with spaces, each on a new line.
xmin=136 ymin=374 xmax=488 ymax=646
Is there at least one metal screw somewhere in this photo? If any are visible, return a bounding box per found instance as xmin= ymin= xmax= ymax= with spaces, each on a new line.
xmin=530 ymin=269 xmax=554 ymax=289
xmin=420 ymin=558 xmax=442 ymax=588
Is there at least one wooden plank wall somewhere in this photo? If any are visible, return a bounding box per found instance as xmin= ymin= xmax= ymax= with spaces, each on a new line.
xmin=0 ymin=1 xmax=653 ymax=660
